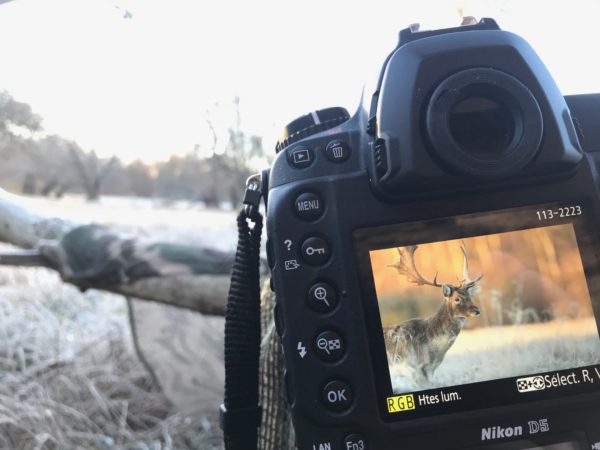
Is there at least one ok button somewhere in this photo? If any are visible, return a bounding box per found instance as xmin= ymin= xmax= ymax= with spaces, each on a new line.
xmin=301 ymin=236 xmax=330 ymax=266
xmin=322 ymin=380 xmax=353 ymax=412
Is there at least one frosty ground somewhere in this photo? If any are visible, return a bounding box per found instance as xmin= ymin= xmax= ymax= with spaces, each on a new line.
xmin=0 ymin=195 xmax=238 ymax=450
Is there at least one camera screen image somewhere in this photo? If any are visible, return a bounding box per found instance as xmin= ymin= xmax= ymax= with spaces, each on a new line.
xmin=369 ymin=223 xmax=600 ymax=395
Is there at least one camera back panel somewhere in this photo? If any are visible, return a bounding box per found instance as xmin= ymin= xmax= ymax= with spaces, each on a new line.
xmin=266 ymin=20 xmax=600 ymax=450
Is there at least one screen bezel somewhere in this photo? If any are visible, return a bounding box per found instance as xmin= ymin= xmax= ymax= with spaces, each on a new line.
xmin=353 ymin=201 xmax=600 ymax=423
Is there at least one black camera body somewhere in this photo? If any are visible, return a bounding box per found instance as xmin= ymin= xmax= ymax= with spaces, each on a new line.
xmin=266 ymin=19 xmax=600 ymax=450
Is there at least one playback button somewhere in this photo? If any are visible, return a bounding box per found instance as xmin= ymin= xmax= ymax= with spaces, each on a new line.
xmin=300 ymin=236 xmax=330 ymax=266
xmin=287 ymin=146 xmax=314 ymax=169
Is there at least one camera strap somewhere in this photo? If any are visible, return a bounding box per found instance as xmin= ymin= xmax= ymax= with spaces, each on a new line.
xmin=220 ymin=175 xmax=264 ymax=450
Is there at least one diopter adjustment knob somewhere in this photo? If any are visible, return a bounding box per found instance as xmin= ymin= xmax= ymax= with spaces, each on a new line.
xmin=275 ymin=107 xmax=350 ymax=153
xmin=374 ymin=138 xmax=388 ymax=176
xmin=366 ymin=116 xmax=377 ymax=137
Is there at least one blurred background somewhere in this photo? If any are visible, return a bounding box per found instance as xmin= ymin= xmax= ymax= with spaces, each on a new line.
xmin=371 ymin=224 xmax=593 ymax=327
xmin=1 ymin=0 xmax=600 ymax=210
xmin=1 ymin=0 xmax=600 ymax=449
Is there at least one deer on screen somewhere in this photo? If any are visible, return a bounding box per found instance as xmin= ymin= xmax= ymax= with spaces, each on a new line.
xmin=384 ymin=242 xmax=483 ymax=386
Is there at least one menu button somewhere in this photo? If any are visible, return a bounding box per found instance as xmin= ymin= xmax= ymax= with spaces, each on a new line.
xmin=294 ymin=192 xmax=324 ymax=221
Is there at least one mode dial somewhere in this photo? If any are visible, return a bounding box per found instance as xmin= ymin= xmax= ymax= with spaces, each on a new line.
xmin=275 ymin=107 xmax=350 ymax=153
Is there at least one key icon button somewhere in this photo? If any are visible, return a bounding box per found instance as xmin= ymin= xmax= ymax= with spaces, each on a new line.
xmin=301 ymin=236 xmax=330 ymax=266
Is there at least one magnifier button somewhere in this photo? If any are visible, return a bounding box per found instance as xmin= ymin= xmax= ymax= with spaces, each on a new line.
xmin=307 ymin=282 xmax=338 ymax=313
xmin=314 ymin=330 xmax=345 ymax=362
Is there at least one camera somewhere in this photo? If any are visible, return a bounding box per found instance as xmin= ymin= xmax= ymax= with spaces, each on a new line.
xmin=265 ymin=18 xmax=600 ymax=450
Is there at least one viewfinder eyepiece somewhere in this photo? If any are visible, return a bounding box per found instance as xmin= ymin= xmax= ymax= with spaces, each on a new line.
xmin=425 ymin=67 xmax=543 ymax=177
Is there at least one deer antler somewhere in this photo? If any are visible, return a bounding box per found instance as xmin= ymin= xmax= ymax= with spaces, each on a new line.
xmin=460 ymin=241 xmax=483 ymax=288
xmin=388 ymin=245 xmax=441 ymax=287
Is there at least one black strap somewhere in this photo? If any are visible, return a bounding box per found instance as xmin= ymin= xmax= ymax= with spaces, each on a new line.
xmin=221 ymin=194 xmax=263 ymax=450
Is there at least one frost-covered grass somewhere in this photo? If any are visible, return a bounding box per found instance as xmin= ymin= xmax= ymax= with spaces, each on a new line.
xmin=0 ymin=263 xmax=222 ymax=450
xmin=0 ymin=195 xmax=238 ymax=449
xmin=390 ymin=318 xmax=600 ymax=394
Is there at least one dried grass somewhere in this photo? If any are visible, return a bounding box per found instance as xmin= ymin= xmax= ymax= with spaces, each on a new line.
xmin=0 ymin=263 xmax=221 ymax=450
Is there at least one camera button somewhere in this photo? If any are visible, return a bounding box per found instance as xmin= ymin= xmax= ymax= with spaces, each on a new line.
xmin=314 ymin=330 xmax=344 ymax=362
xmin=300 ymin=236 xmax=330 ymax=266
xmin=324 ymin=139 xmax=351 ymax=163
xmin=344 ymin=434 xmax=367 ymax=449
xmin=307 ymin=282 xmax=337 ymax=313
xmin=287 ymin=146 xmax=314 ymax=169
xmin=294 ymin=192 xmax=324 ymax=221
xmin=322 ymin=380 xmax=353 ymax=412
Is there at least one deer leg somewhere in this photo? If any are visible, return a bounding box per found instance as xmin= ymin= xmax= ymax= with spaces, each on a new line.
xmin=411 ymin=366 xmax=429 ymax=387
xmin=422 ymin=366 xmax=431 ymax=381
xmin=423 ymin=365 xmax=435 ymax=381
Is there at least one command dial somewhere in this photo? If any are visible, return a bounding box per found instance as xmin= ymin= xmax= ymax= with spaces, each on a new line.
xmin=275 ymin=107 xmax=350 ymax=153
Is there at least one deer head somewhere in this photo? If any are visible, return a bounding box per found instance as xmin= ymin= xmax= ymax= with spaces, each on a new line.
xmin=388 ymin=242 xmax=483 ymax=318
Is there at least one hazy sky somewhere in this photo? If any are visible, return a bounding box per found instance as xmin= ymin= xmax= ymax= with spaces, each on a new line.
xmin=0 ymin=0 xmax=599 ymax=163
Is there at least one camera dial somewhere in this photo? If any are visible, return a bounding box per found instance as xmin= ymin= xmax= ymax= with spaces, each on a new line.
xmin=275 ymin=107 xmax=350 ymax=153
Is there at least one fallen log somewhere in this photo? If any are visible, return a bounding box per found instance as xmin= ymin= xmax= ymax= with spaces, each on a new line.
xmin=0 ymin=188 xmax=234 ymax=315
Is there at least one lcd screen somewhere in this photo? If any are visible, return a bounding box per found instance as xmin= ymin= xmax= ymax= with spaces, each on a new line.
xmin=354 ymin=203 xmax=600 ymax=420
xmin=370 ymin=223 xmax=600 ymax=394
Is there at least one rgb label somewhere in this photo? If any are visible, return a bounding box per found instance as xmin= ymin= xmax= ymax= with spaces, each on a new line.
xmin=386 ymin=394 xmax=416 ymax=413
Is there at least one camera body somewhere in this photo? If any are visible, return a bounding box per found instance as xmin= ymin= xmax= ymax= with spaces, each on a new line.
xmin=266 ymin=19 xmax=600 ymax=450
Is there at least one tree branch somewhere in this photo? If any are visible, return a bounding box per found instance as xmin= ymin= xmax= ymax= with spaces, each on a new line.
xmin=0 ymin=249 xmax=53 ymax=267
xmin=0 ymin=248 xmax=230 ymax=315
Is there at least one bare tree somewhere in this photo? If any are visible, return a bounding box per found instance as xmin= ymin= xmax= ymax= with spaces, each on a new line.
xmin=0 ymin=90 xmax=42 ymax=135
xmin=126 ymin=159 xmax=155 ymax=197
xmin=69 ymin=146 xmax=117 ymax=201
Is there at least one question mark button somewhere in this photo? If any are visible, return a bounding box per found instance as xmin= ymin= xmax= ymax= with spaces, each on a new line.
xmin=284 ymin=239 xmax=292 ymax=251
